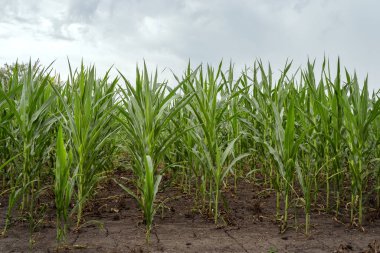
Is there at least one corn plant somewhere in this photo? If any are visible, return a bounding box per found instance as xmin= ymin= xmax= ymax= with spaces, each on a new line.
xmin=0 ymin=68 xmax=17 ymax=191
xmin=295 ymin=86 xmax=317 ymax=234
xmin=325 ymin=61 xmax=345 ymax=214
xmin=51 ymin=63 xmax=118 ymax=227
xmin=181 ymin=63 xmax=249 ymax=223
xmin=0 ymin=61 xmax=56 ymax=233
xmin=341 ymin=74 xmax=380 ymax=226
xmin=54 ymin=125 xmax=74 ymax=243
xmin=116 ymin=64 xmax=197 ymax=239
xmin=242 ymin=61 xmax=291 ymax=217
xmin=221 ymin=63 xmax=244 ymax=191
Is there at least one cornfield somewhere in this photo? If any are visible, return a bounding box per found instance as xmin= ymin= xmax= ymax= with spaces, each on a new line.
xmin=0 ymin=58 xmax=379 ymax=244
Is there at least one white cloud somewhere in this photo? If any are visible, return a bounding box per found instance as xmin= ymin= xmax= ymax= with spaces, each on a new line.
xmin=0 ymin=0 xmax=379 ymax=89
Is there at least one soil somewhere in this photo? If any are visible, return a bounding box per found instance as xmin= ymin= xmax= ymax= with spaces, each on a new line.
xmin=0 ymin=172 xmax=380 ymax=253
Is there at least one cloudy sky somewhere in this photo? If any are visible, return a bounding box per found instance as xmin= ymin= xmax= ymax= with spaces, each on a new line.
xmin=0 ymin=0 xmax=379 ymax=89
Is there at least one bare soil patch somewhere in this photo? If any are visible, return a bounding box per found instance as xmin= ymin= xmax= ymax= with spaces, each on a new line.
xmin=1 ymin=173 xmax=379 ymax=253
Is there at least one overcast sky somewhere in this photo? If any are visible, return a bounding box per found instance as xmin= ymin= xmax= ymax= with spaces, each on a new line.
xmin=0 ymin=0 xmax=379 ymax=89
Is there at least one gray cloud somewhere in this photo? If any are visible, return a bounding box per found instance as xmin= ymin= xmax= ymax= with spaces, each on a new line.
xmin=68 ymin=0 xmax=101 ymax=23
xmin=0 ymin=0 xmax=379 ymax=89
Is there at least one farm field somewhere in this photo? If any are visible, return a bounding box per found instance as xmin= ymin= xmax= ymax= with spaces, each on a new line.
xmin=1 ymin=59 xmax=380 ymax=252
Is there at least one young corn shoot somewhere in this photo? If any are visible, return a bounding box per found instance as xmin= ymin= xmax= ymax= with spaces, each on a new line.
xmin=116 ymin=63 xmax=197 ymax=239
xmin=54 ymin=125 xmax=74 ymax=243
xmin=51 ymin=63 xmax=118 ymax=227
xmin=182 ymin=63 xmax=249 ymax=223
xmin=0 ymin=61 xmax=56 ymax=233
xmin=341 ymin=74 xmax=380 ymax=226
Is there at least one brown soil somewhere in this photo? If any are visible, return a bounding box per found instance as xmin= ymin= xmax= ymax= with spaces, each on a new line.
xmin=0 ymin=174 xmax=380 ymax=253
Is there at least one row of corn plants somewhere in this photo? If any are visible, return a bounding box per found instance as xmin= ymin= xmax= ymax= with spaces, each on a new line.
xmin=1 ymin=58 xmax=380 ymax=245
